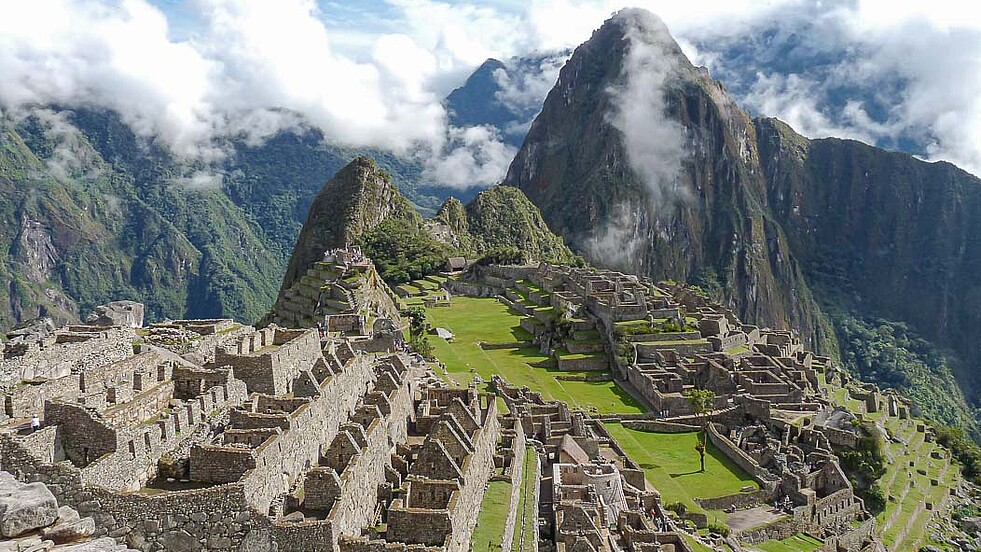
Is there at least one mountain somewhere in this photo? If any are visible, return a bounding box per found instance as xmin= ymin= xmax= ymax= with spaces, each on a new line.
xmin=0 ymin=108 xmax=462 ymax=331
xmin=280 ymin=156 xmax=576 ymax=290
xmin=445 ymin=52 xmax=569 ymax=147
xmin=429 ymin=185 xmax=579 ymax=264
xmin=504 ymin=9 xmax=979 ymax=434
xmin=0 ymin=111 xmax=282 ymax=328
xmin=279 ymin=155 xmax=445 ymax=292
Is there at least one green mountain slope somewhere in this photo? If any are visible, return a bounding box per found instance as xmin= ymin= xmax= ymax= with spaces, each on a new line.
xmin=0 ymin=114 xmax=281 ymax=327
xmin=280 ymin=157 xmax=576 ymax=292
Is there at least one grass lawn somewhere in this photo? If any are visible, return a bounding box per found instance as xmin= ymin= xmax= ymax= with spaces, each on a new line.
xmin=471 ymin=480 xmax=512 ymax=552
xmin=426 ymin=297 xmax=644 ymax=414
xmin=752 ymin=534 xmax=823 ymax=552
xmin=603 ymin=423 xmax=758 ymax=516
xmin=513 ymin=446 xmax=537 ymax=552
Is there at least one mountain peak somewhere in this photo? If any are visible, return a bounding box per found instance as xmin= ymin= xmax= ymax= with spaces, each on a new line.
xmin=279 ymin=155 xmax=415 ymax=293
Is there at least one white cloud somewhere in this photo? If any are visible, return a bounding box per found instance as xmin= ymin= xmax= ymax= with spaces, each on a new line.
xmin=3 ymin=0 xmax=981 ymax=188
xmin=606 ymin=9 xmax=688 ymax=213
xmin=421 ymin=125 xmax=517 ymax=188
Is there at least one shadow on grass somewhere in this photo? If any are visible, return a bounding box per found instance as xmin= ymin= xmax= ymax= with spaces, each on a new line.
xmin=670 ymin=470 xmax=703 ymax=478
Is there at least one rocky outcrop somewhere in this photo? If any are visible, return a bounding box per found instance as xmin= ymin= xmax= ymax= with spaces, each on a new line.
xmin=0 ymin=471 xmax=58 ymax=537
xmin=85 ymin=301 xmax=145 ymax=328
xmin=279 ymin=156 xmax=419 ymax=293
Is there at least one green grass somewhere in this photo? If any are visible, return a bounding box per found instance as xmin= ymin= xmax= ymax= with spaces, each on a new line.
xmin=753 ymin=534 xmax=823 ymax=552
xmin=512 ymin=446 xmax=537 ymax=552
xmin=554 ymin=348 xmax=605 ymax=361
xmin=425 ymin=297 xmax=644 ymax=414
xmin=680 ymin=533 xmax=717 ymax=552
xmin=471 ymin=480 xmax=512 ymax=552
xmin=819 ymin=378 xmax=958 ymax=550
xmin=724 ymin=344 xmax=751 ymax=355
xmin=603 ymin=423 xmax=758 ymax=516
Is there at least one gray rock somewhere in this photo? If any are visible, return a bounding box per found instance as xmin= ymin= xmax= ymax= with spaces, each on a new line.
xmin=6 ymin=317 xmax=56 ymax=342
xmin=85 ymin=301 xmax=145 ymax=328
xmin=159 ymin=529 xmax=202 ymax=551
xmin=0 ymin=472 xmax=59 ymax=538
xmin=238 ymin=529 xmax=273 ymax=552
xmin=42 ymin=516 xmax=95 ymax=543
xmin=59 ymin=537 xmax=138 ymax=551
xmin=56 ymin=506 xmax=80 ymax=524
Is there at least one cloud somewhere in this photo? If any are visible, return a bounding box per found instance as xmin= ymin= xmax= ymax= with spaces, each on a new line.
xmin=0 ymin=0 xmax=514 ymax=187
xmin=3 ymin=0 xmax=981 ymax=191
xmin=169 ymin=170 xmax=224 ymax=191
xmin=421 ymin=125 xmax=517 ymax=188
xmin=22 ymin=109 xmax=104 ymax=183
xmin=606 ymin=10 xmax=688 ymax=213
xmin=583 ymin=202 xmax=648 ymax=274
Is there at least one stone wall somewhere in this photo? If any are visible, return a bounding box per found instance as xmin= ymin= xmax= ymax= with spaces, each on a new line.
xmin=283 ymin=363 xmax=416 ymax=552
xmin=447 ymin=400 xmax=500 ymax=552
xmin=621 ymin=420 xmax=700 ymax=433
xmin=0 ymin=327 xmax=135 ymax=387
xmin=695 ymin=488 xmax=772 ymax=511
xmin=235 ymin=354 xmax=380 ymax=513
xmin=705 ymin=423 xmax=779 ymax=489
xmin=215 ymin=328 xmax=321 ymax=396
xmin=0 ymin=352 xmax=425 ymax=552
xmin=500 ymin=422 xmax=526 ymax=552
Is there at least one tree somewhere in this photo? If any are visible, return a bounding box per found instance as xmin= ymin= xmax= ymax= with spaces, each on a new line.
xmin=400 ymin=306 xmax=428 ymax=338
xmin=683 ymin=388 xmax=716 ymax=472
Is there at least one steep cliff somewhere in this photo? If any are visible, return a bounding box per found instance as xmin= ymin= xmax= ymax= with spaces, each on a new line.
xmin=504 ymin=8 xmax=979 ymax=431
xmin=505 ymin=9 xmax=831 ymax=353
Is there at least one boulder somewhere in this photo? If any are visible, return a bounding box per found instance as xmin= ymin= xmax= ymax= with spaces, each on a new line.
xmin=85 ymin=301 xmax=145 ymax=328
xmin=0 ymin=472 xmax=59 ymax=538
xmin=6 ymin=317 xmax=56 ymax=343
xmin=41 ymin=515 xmax=95 ymax=543
xmin=158 ymin=529 xmax=202 ymax=551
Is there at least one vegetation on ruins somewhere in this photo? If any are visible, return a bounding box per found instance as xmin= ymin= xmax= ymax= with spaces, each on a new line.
xmin=473 ymin=246 xmax=526 ymax=267
xmin=706 ymin=520 xmax=730 ymax=538
xmin=363 ymin=218 xmax=451 ymax=284
xmin=836 ymin=422 xmax=887 ymax=514
xmin=400 ymin=305 xmax=435 ymax=360
xmin=683 ymin=388 xmax=716 ymax=472
xmin=832 ymin=312 xmax=978 ymax=440
xmin=934 ymin=425 xmax=981 ymax=485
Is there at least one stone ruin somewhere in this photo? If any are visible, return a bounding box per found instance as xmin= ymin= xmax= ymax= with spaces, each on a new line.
xmin=0 ymin=292 xmax=497 ymax=552
xmin=452 ymin=263 xmax=892 ymax=551
xmin=268 ymin=247 xmax=401 ymax=332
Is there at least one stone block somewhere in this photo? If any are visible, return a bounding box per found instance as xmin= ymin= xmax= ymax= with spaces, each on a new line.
xmin=86 ymin=301 xmax=145 ymax=328
xmin=41 ymin=516 xmax=95 ymax=543
xmin=0 ymin=472 xmax=59 ymax=538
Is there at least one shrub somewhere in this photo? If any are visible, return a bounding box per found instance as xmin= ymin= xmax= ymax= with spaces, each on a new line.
xmin=707 ymin=521 xmax=730 ymax=537
xmin=665 ymin=502 xmax=687 ymax=516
